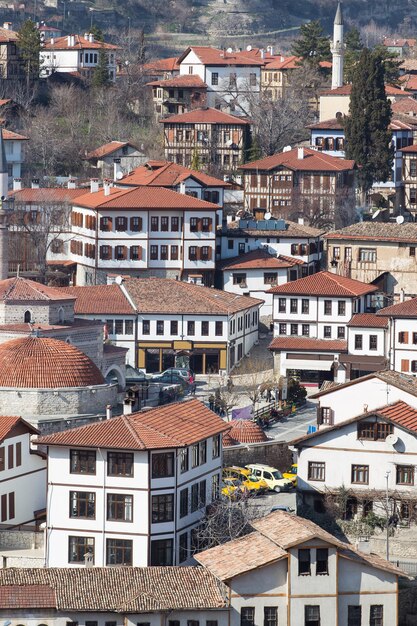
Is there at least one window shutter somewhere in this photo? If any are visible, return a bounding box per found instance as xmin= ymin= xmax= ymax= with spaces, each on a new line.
xmin=100 ymin=246 xmax=105 ymax=260
xmin=108 ymin=217 xmax=113 ymax=231
xmin=188 ymin=248 xmax=193 ymax=261
xmin=208 ymin=217 xmax=213 ymax=231
xmin=196 ymin=247 xmax=201 ymax=260
xmin=317 ymin=406 xmax=323 ymax=425
xmin=401 ymin=359 xmax=410 ymax=372
xmin=405 ymin=332 xmax=409 ymax=343
xmin=123 ymin=246 xmax=127 ymax=260
xmin=137 ymin=246 xmax=142 ymax=261
xmin=207 ymin=246 xmax=212 ymax=260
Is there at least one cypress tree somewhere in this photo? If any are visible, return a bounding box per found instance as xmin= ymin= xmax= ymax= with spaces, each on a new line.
xmin=344 ymin=48 xmax=393 ymax=195
xmin=17 ymin=19 xmax=42 ymax=86
xmin=92 ymin=46 xmax=110 ymax=88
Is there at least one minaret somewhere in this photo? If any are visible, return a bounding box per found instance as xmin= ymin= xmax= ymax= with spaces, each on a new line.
xmin=0 ymin=128 xmax=9 ymax=281
xmin=331 ymin=2 xmax=344 ymax=89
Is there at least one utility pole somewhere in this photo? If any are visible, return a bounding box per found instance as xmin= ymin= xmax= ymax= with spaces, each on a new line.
xmin=385 ymin=470 xmax=391 ymax=561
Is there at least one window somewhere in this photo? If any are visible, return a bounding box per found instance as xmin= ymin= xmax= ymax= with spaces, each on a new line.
xmin=233 ymin=273 xmax=247 ymax=286
xmin=191 ymin=482 xmax=199 ymax=512
xmin=337 ymin=326 xmax=345 ymax=339
xmin=411 ymin=246 xmax=416 ymax=257
xmin=199 ymin=440 xmax=207 ymax=464
xmin=143 ymin=320 xmax=150 ymax=335
xmin=171 ymin=320 xmax=178 ymax=335
xmin=179 ymin=532 xmax=188 ymax=563
xmin=264 ymin=272 xmax=278 ymax=285
xmin=0 ymin=448 xmax=4 ymax=472
xmin=347 ymin=606 xmax=361 ymax=626
xmin=290 ymin=299 xmax=297 ymax=313
xmin=69 ymin=491 xmax=95 ymax=519
xmin=201 ymin=321 xmax=209 ymax=336
xmin=152 ymin=452 xmax=174 ymax=478
xmin=316 ymin=548 xmax=328 ymax=575
xmin=160 ymin=245 xmax=168 ymax=260
xmin=180 ymin=488 xmax=188 ymax=518
xmin=399 ymin=331 xmax=409 ymax=344
xmin=413 ymin=332 xmax=417 ymax=345
xmin=115 ymin=216 xmax=127 ymax=231
xmin=152 ymin=493 xmax=174 ymax=523
xmin=16 ymin=442 xmax=21 ymax=467
xmin=150 ymin=245 xmax=158 ymax=260
xmin=70 ymin=450 xmax=96 ymax=475
xmin=156 ymin=320 xmax=164 ymax=335
xmin=229 ymin=72 xmax=237 ymax=87
xmin=308 ymin=461 xmax=325 ymax=481
xmin=396 ymin=465 xmax=414 ymax=485
xmin=305 ymin=606 xmax=320 ymax=626
xmin=68 ymin=536 xmax=94 ymax=563
xmin=202 ymin=217 xmax=212 ymax=232
xmin=323 ymin=326 xmax=331 ymax=338
xmin=333 ymin=246 xmax=340 ymax=260
xmin=189 ymin=246 xmax=197 ymax=261
xmin=240 ymin=607 xmax=255 ymax=626
xmin=125 ymin=320 xmax=134 ymax=335
xmin=370 ymin=605 xmax=383 ymax=626
xmin=279 ymin=298 xmax=286 ymax=313
xmin=302 ymin=299 xmax=309 ymax=314
xmin=359 ymin=248 xmax=376 ymax=262
xmin=212 ymin=473 xmax=220 ymax=500
xmin=207 ymin=622 xmax=218 ymax=626
xmin=115 ymin=319 xmax=123 ymax=334
xmin=151 ymin=216 xmax=159 ymax=231
xmin=279 ymin=323 xmax=286 ymax=335
xmin=188 ymin=320 xmax=195 ymax=336
xmin=298 ymin=548 xmax=311 ymax=575
xmin=369 ymin=335 xmax=377 ymax=350
xmin=290 ymin=323 xmax=298 ymax=335
xmin=199 ymin=479 xmax=206 ymax=507
xmin=190 ymin=217 xmax=199 ymax=232
xmin=263 ymin=607 xmax=277 ymax=626
xmin=106 ymin=538 xmax=132 ymax=565
xmin=107 ymin=452 xmax=133 ymax=477
xmin=357 ymin=422 xmax=393 ymax=440
xmin=170 ymin=245 xmax=179 ymax=261
xmin=354 ymin=334 xmax=363 ymax=350
xmin=151 ymin=538 xmax=173 ymax=565
xmin=324 ymin=300 xmax=332 ymax=315
xmin=302 ymin=324 xmax=309 ymax=336
xmin=161 ymin=216 xmax=169 ymax=231
xmin=180 ymin=447 xmax=189 ymax=473
xmin=215 ymin=320 xmax=223 ymax=336
xmin=107 ymin=493 xmax=133 ymax=522
xmin=211 ymin=72 xmax=218 ymax=85
xmin=351 ymin=464 xmax=369 ymax=484
xmin=131 ymin=216 xmax=142 ymax=232
xmin=338 ymin=301 xmax=346 ymax=315
xmin=212 ymin=434 xmax=220 ymax=458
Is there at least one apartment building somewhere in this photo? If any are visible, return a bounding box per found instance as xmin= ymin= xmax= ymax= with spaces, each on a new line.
xmin=0 ymin=23 xmax=25 ymax=80
xmin=161 ymin=107 xmax=251 ymax=172
xmin=376 ymin=296 xmax=417 ymax=375
xmin=147 ymin=74 xmax=208 ymax=118
xmin=239 ymin=147 xmax=355 ymax=225
xmin=37 ymin=398 xmax=229 ymax=567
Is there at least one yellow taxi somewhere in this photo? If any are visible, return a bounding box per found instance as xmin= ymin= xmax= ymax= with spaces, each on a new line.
xmin=222 ymin=466 xmax=268 ymax=494
xmin=221 ymin=478 xmax=238 ymax=499
xmin=283 ymin=463 xmax=298 ymax=487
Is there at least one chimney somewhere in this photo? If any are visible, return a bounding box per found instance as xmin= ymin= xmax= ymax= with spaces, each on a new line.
xmin=71 ymin=35 xmax=76 ymax=47
xmin=297 ymin=147 xmax=304 ymax=160
xmin=280 ymin=55 xmax=285 ymax=62
xmin=3 ymin=22 xmax=11 ymax=30
xmin=269 ymin=46 xmax=274 ymax=56
xmin=106 ymin=404 xmax=112 ymax=420
xmin=356 ymin=539 xmax=371 ymax=554
xmin=67 ymin=177 xmax=76 ymax=189
xmin=13 ymin=178 xmax=22 ymax=191
xmin=89 ymin=33 xmax=94 ymax=43
xmin=67 ymin=35 xmax=72 ymax=46
xmin=84 ymin=32 xmax=89 ymax=40
xmin=50 ymin=37 xmax=54 ymax=45
xmin=260 ymin=48 xmax=265 ymax=59
xmin=31 ymin=178 xmax=40 ymax=189
xmin=113 ymin=157 xmax=122 ymax=182
xmin=179 ymin=181 xmax=186 ymax=195
xmin=123 ymin=399 xmax=133 ymax=415
xmin=400 ymin=288 xmax=405 ymax=302
xmin=90 ymin=178 xmax=99 ymax=193
xmin=103 ymin=179 xmax=111 ymax=196
xmin=298 ymin=216 xmax=304 ymax=226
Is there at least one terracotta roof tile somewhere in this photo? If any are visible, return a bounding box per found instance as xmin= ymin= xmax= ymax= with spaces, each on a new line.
xmin=0 ymin=567 xmax=226 ymax=611
xmin=377 ymin=297 xmax=417 ymax=318
xmin=307 ymin=117 xmax=343 ymax=130
xmin=239 ymin=147 xmax=355 ymax=172
xmin=0 ymin=336 xmax=105 ymax=388
xmin=3 ymin=129 xmax=28 ymax=141
xmin=74 ymin=185 xmax=221 ymax=210
xmin=37 ymin=398 xmax=229 ymax=449
xmin=0 ymin=319 xmax=102 ymax=334
xmin=0 ymin=277 xmax=75 ymax=302
xmin=400 ymin=143 xmax=417 ymax=153
xmin=119 ymin=160 xmax=228 ymax=188
xmin=269 ymin=336 xmax=347 ymax=352
xmin=220 ymin=249 xmax=303 ymax=270
xmin=321 ymin=84 xmax=409 ymax=96
xmin=178 ymin=46 xmax=263 ymax=67
xmin=85 ymin=141 xmax=137 ymax=160
xmin=124 ymin=277 xmax=263 ymax=314
xmin=347 ymin=313 xmax=388 ymax=328
xmin=326 ymin=221 xmax=417 ymax=243
xmin=392 ymin=96 xmax=417 ymax=115
xmin=43 ymin=35 xmax=119 ymax=50
xmin=311 ymin=370 xmax=417 ymax=399
xmin=161 ymin=107 xmax=250 ymax=125
xmin=383 ymin=38 xmax=416 ymax=47
xmin=222 ymin=430 xmax=238 ymax=447
xmin=377 ymin=400 xmax=417 ymax=431
xmin=227 ymin=419 xmax=268 ymax=444
xmin=61 ymin=284 xmax=136 ymax=315
xmin=268 ymin=271 xmax=377 ymax=297
xmin=146 ymin=75 xmax=207 ymax=88
xmin=0 ymin=416 xmax=38 ymax=441
xmin=9 ymin=188 xmax=85 ymax=202
xmin=143 ymin=57 xmax=180 ymax=74
xmin=0 ymin=27 xmax=18 ymax=43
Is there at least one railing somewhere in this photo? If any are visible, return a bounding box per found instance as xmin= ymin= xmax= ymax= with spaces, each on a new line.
xmin=391 ymin=559 xmax=417 ymax=577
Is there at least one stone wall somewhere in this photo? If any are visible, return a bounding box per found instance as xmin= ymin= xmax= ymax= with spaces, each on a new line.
xmin=0 ymin=529 xmax=44 ymax=550
xmin=223 ymin=439 xmax=293 ymax=472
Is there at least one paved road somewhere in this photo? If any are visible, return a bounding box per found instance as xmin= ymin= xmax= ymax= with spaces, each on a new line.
xmin=268 ymin=401 xmax=318 ymax=443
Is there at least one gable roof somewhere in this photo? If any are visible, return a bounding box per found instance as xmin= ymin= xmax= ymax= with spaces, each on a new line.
xmin=311 ymin=370 xmax=417 ymax=399
xmin=85 ymin=141 xmax=138 ymax=161
xmin=0 ymin=26 xmax=18 ymax=43
xmin=161 ymin=107 xmax=251 ymax=125
xmin=347 ymin=313 xmax=388 ymax=328
xmin=118 ymin=160 xmax=228 ymax=188
xmin=178 ymin=46 xmax=263 ymax=67
xmin=3 ymin=129 xmax=28 ymax=141
xmin=61 ymin=284 xmax=136 ymax=315
xmin=0 ymin=567 xmax=226 ymax=612
xmin=9 ymin=188 xmax=85 ymax=203
xmin=269 ymin=337 xmax=347 ymax=353
xmin=43 ymin=35 xmax=119 ymax=50
xmin=146 ymin=75 xmax=207 ymax=88
xmin=123 ymin=277 xmax=263 ymax=315
xmin=0 ymin=416 xmax=39 ymax=440
xmin=219 ymin=249 xmax=303 ymax=271
xmin=307 ymin=117 xmax=343 ymax=130
xmin=36 ymin=398 xmax=230 ymax=450
xmin=320 ymin=84 xmax=409 ymax=96
xmin=377 ymin=297 xmax=417 ymax=318
xmin=326 ymin=221 xmax=417 ymax=244
xmin=268 ymin=271 xmax=377 ymax=297
xmin=239 ymin=147 xmax=355 ymax=173
xmin=73 ymin=185 xmax=220 ymax=210
xmin=143 ymin=57 xmax=180 ymax=74
xmin=0 ymin=276 xmax=75 ymax=302
xmin=391 ymin=96 xmax=417 ymax=116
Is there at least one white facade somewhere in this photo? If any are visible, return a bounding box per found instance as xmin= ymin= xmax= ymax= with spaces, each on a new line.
xmin=387 ymin=317 xmax=417 ymax=374
xmin=45 ymin=434 xmax=223 ymax=567
xmin=4 ymin=135 xmax=26 ymax=183
xmin=40 ymin=35 xmax=118 ymax=81
xmin=223 ymin=266 xmax=290 ymax=317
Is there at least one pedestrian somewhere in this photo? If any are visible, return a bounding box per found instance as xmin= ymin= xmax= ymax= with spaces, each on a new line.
xmin=227 ymin=377 xmax=233 ymax=393
xmin=191 ymin=382 xmax=196 ymax=395
xmin=266 ymin=388 xmax=272 ymax=403
xmin=209 ymin=394 xmax=214 ymax=411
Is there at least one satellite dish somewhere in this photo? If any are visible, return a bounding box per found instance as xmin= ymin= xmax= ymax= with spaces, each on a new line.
xmin=372 ymin=209 xmax=380 ymax=220
xmin=385 ymin=433 xmax=399 ymax=446
xmin=396 ymin=215 xmax=405 ymax=224
xmin=246 ymin=45 xmax=252 ymax=51
xmin=115 ymin=275 xmax=123 ymax=285
xmin=116 ymin=171 xmax=123 ymax=180
xmin=283 ymin=145 xmax=292 ymax=152
xmin=264 ymin=212 xmax=272 ymax=220
xmin=227 ymin=47 xmax=233 ymax=53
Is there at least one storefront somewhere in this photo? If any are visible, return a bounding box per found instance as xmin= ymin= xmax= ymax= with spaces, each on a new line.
xmin=138 ymin=340 xmax=227 ymax=374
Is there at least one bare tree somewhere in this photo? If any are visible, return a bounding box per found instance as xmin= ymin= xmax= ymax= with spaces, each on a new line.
xmin=233 ymin=355 xmax=275 ymax=411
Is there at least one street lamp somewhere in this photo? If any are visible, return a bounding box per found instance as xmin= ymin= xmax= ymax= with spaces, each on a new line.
xmin=385 ymin=470 xmax=391 ymax=561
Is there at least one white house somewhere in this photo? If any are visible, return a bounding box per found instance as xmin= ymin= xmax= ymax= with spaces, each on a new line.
xmin=40 ymin=33 xmax=119 ymax=82
xmin=37 ymin=398 xmax=229 ymax=567
xmin=376 ymin=297 xmax=417 ymax=375
xmin=177 ymin=46 xmax=262 ymax=113
xmin=269 ymin=271 xmax=377 ymax=386
xmin=197 ymin=509 xmax=403 ymax=626
xmin=341 ymin=313 xmax=389 ymax=381
xmin=0 ymin=416 xmax=46 ymax=527
xmin=3 ymin=128 xmax=27 ymax=183
xmin=0 ymin=566 xmax=228 ymax=624
xmin=84 ymin=140 xmax=148 ymax=179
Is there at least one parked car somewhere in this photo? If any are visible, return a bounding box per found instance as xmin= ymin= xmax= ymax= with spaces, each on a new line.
xmin=161 ymin=368 xmax=194 ymax=383
xmin=283 ymin=463 xmax=298 ymax=487
xmin=271 ymin=504 xmax=295 ymax=513
xmin=245 ymin=464 xmax=293 ymax=493
xmin=152 ymin=373 xmax=190 ymax=389
xmin=221 ymin=479 xmax=238 ymax=499
xmin=223 ymin=466 xmax=269 ymax=493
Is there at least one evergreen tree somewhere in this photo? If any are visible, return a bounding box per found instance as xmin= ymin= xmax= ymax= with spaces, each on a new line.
xmin=17 ymin=19 xmax=42 ymax=86
xmin=344 ymin=48 xmax=394 ymax=195
xmin=344 ymin=27 xmax=364 ymax=83
xmin=373 ymin=45 xmax=402 ymax=86
xmin=291 ymin=20 xmax=331 ymax=64
xmin=89 ymin=25 xmax=104 ymax=42
xmin=191 ymin=148 xmax=201 ymax=171
xmin=92 ymin=46 xmax=110 ymax=88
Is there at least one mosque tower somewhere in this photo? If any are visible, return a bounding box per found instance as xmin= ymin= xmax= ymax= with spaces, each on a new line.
xmin=331 ymin=2 xmax=344 ymax=89
xmin=0 ymin=128 xmax=9 ymax=280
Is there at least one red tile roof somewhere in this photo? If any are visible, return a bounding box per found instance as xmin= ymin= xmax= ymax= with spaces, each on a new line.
xmin=0 ymin=336 xmax=105 ymax=388
xmin=269 ymin=337 xmax=347 ymax=352
xmin=43 ymin=35 xmax=119 ymax=50
xmin=85 ymin=141 xmax=137 ymax=161
xmin=0 ymin=27 xmax=18 ymax=43
xmin=146 ymin=75 xmax=207 ymax=88
xmin=124 ymin=277 xmax=263 ymax=314
xmin=326 ymin=221 xmax=417 ymax=243
xmin=9 ymin=188 xmax=85 ymax=202
xmin=400 ymin=143 xmax=417 ymax=153
xmin=347 ymin=313 xmax=388 ymax=328
xmin=74 ymin=185 xmax=221 ymax=210
xmin=239 ymin=147 xmax=355 ymax=172
xmin=383 ymin=38 xmax=416 ymax=47
xmin=391 ymin=96 xmax=417 ymax=115
xmin=377 ymin=400 xmax=417 ymax=431
xmin=321 ymin=84 xmax=409 ymax=96
xmin=307 ymin=117 xmax=343 ymax=130
xmin=178 ymin=46 xmax=263 ymax=67
xmin=0 ymin=277 xmax=75 ymax=302
xmin=0 ymin=584 xmax=56 ymax=608
xmin=61 ymin=284 xmax=136 ymax=315
xmin=3 ymin=129 xmax=28 ymax=141
xmin=377 ymin=297 xmax=417 ymax=318
xmin=220 ymin=249 xmax=303 ymax=270
xmin=118 ymin=160 xmax=228 ymax=188
xmin=161 ymin=107 xmax=250 ymax=125
xmin=268 ymin=271 xmax=377 ymax=297
xmin=0 ymin=416 xmax=38 ymax=441
xmin=143 ymin=57 xmax=180 ymax=74
xmin=37 ymin=398 xmax=229 ymax=449
xmin=226 ymin=419 xmax=268 ymax=445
